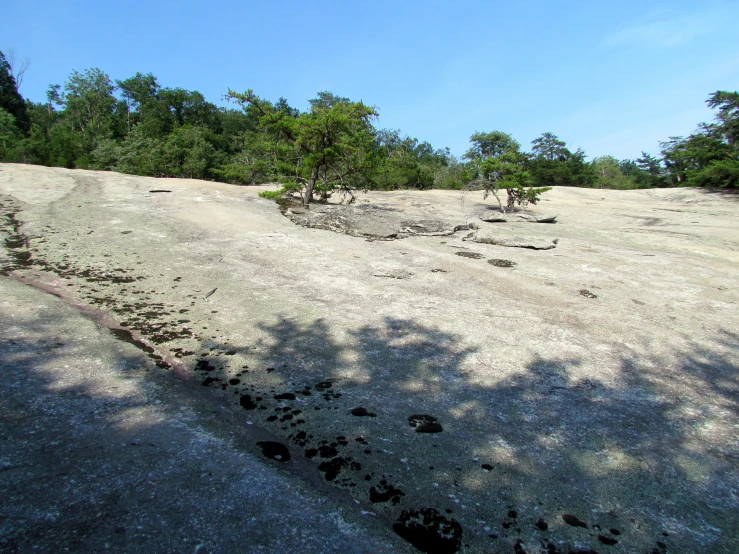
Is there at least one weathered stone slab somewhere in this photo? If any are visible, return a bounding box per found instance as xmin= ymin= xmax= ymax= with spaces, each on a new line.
xmin=463 ymin=227 xmax=558 ymax=249
xmin=284 ymin=204 xmax=467 ymax=240
xmin=480 ymin=210 xmax=558 ymax=223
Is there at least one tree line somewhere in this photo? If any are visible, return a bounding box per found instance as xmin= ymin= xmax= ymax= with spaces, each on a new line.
xmin=0 ymin=52 xmax=737 ymax=203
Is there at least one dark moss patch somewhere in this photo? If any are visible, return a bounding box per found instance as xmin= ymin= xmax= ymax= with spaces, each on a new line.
xmin=239 ymin=395 xmax=258 ymax=410
xmin=408 ymin=414 xmax=443 ymax=433
xmin=194 ymin=360 xmax=216 ymax=372
xmin=392 ymin=508 xmax=463 ymax=554
xmin=455 ymin=251 xmax=484 ymax=259
xmin=562 ymin=513 xmax=588 ymax=528
xmin=256 ymin=441 xmax=290 ymax=462
xmin=369 ymin=481 xmax=405 ymax=504
xmin=488 ymin=259 xmax=516 ymax=268
xmin=318 ymin=456 xmax=360 ymax=481
xmin=597 ymin=534 xmax=618 ymax=545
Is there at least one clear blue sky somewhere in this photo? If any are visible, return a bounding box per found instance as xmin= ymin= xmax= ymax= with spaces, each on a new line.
xmin=3 ymin=0 xmax=738 ymax=160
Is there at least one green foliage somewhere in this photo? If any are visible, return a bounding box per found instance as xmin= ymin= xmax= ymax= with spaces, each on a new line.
xmin=257 ymin=182 xmax=302 ymax=200
xmin=591 ymin=156 xmax=638 ymax=189
xmin=6 ymin=60 xmax=735 ymax=192
xmin=707 ymin=91 xmax=739 ymax=146
xmin=685 ymin=159 xmax=739 ymax=188
xmin=527 ymin=132 xmax=595 ymax=188
xmin=0 ymin=107 xmax=21 ymax=157
xmin=258 ymin=187 xmax=287 ymax=199
xmin=371 ymin=130 xmax=439 ymax=190
xmin=657 ymin=90 xmax=739 ymax=188
xmin=63 ymin=68 xmax=117 ymax=148
xmin=226 ymin=88 xmax=378 ymax=204
xmin=530 ymin=132 xmax=567 ymax=160
xmin=0 ymin=52 xmax=30 ymax=134
xmin=465 ymin=131 xmax=550 ymax=211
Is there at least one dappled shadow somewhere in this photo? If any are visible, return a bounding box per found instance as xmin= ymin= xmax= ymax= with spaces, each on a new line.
xmin=4 ymin=276 xmax=739 ymax=552
xmin=4 ymin=273 xmax=733 ymax=554
xmin=4 ymin=189 xmax=739 ymax=553
xmin=184 ymin=312 xmax=739 ymax=553
xmin=0 ymin=300 xmax=404 ymax=554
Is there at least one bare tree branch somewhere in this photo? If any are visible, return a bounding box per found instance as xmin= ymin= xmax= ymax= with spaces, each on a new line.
xmin=5 ymin=48 xmax=30 ymax=90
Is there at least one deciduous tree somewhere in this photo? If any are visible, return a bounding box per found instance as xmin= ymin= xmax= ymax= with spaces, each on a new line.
xmin=227 ymin=89 xmax=378 ymax=205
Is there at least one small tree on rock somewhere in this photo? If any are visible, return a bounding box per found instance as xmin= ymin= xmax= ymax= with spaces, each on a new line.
xmin=464 ymin=131 xmax=550 ymax=211
xmin=226 ymin=89 xmax=377 ymax=205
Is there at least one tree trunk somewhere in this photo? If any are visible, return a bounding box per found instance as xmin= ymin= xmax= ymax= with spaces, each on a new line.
xmin=304 ymin=165 xmax=319 ymax=205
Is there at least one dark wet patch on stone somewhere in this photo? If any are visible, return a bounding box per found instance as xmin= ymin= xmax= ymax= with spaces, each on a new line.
xmin=598 ymin=534 xmax=618 ymax=545
xmin=194 ymin=360 xmax=216 ymax=372
xmin=256 ymin=441 xmax=290 ymax=462
xmin=108 ymin=327 xmax=172 ymax=369
xmin=318 ymin=445 xmax=338 ymax=458
xmin=455 ymin=251 xmax=484 ymax=259
xmin=318 ymin=456 xmax=360 ymax=481
xmin=488 ymin=259 xmax=516 ymax=268
xmin=579 ymin=289 xmax=598 ymax=299
xmin=393 ymin=507 xmax=463 ymax=554
xmin=109 ymin=328 xmax=155 ymax=355
xmin=652 ymin=541 xmax=667 ymax=553
xmin=304 ymin=448 xmax=318 ymax=458
xmin=351 ymin=407 xmax=377 ymax=417
xmin=239 ymin=394 xmax=258 ymax=410
xmin=369 ymin=480 xmax=405 ymax=504
xmin=562 ymin=513 xmax=588 ymax=528
xmin=408 ymin=414 xmax=443 ymax=433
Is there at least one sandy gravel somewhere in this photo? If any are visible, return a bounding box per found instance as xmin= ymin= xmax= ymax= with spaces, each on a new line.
xmin=1 ymin=163 xmax=738 ymax=553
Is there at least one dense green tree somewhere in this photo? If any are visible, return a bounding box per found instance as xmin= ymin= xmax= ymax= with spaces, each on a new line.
xmin=591 ymin=156 xmax=637 ymax=189
xmin=372 ymin=130 xmax=435 ymax=190
xmin=530 ymin=131 xmax=567 ymax=160
xmin=707 ymin=90 xmax=739 ymax=146
xmin=661 ymin=133 xmax=732 ymax=186
xmin=0 ymin=51 xmax=30 ymax=134
xmin=658 ymin=91 xmax=739 ymax=188
xmin=116 ymin=72 xmax=160 ymax=133
xmin=45 ymin=84 xmax=62 ymax=114
xmin=0 ymin=108 xmax=21 ymax=156
xmin=227 ymin=89 xmax=378 ymax=204
xmin=465 ymin=130 xmax=519 ymax=160
xmin=527 ymin=132 xmax=594 ymax=188
xmin=62 ymin=68 xmax=117 ymax=157
xmin=465 ymin=131 xmax=549 ymax=210
xmin=632 ymin=152 xmax=665 ymax=188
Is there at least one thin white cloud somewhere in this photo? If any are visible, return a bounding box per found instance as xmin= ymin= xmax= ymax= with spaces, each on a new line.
xmin=602 ymin=11 xmax=725 ymax=48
